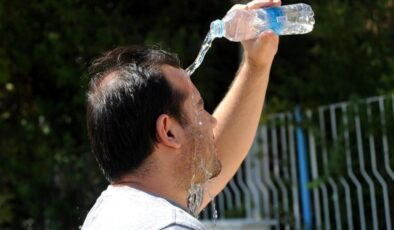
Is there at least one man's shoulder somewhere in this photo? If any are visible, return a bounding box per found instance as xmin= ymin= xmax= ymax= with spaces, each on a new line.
xmin=81 ymin=186 xmax=206 ymax=230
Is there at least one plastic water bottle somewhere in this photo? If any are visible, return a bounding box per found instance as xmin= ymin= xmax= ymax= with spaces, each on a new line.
xmin=186 ymin=3 xmax=315 ymax=75
xmin=210 ymin=3 xmax=315 ymax=41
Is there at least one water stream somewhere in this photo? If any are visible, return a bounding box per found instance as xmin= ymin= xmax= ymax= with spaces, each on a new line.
xmin=186 ymin=31 xmax=216 ymax=76
xmin=207 ymin=181 xmax=218 ymax=227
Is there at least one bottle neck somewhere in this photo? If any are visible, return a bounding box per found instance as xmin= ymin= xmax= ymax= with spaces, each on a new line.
xmin=210 ymin=19 xmax=224 ymax=38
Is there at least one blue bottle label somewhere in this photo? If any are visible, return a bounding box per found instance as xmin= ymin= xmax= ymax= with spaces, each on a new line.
xmin=265 ymin=7 xmax=285 ymax=35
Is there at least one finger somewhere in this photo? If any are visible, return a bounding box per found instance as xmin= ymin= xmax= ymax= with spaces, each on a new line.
xmin=241 ymin=30 xmax=278 ymax=47
xmin=247 ymin=0 xmax=272 ymax=9
xmin=258 ymin=30 xmax=279 ymax=45
xmin=259 ymin=30 xmax=278 ymax=38
xmin=272 ymin=0 xmax=281 ymax=7
xmin=229 ymin=4 xmax=248 ymax=12
xmin=247 ymin=0 xmax=281 ymax=10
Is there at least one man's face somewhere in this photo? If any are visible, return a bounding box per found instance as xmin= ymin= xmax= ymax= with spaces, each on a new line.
xmin=182 ymin=84 xmax=222 ymax=184
xmin=162 ymin=65 xmax=222 ymax=186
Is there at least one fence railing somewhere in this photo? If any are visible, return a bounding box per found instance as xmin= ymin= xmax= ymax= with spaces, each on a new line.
xmin=202 ymin=94 xmax=394 ymax=230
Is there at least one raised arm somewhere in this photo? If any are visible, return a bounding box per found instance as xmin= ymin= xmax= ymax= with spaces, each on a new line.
xmin=201 ymin=0 xmax=281 ymax=210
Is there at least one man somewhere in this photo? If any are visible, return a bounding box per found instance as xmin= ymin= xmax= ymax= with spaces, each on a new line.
xmin=82 ymin=0 xmax=280 ymax=229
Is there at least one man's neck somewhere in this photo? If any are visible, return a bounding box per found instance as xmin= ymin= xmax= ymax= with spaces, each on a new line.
xmin=112 ymin=172 xmax=189 ymax=212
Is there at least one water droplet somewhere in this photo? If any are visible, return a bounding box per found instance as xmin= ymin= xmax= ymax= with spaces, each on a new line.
xmin=213 ymin=209 xmax=218 ymax=220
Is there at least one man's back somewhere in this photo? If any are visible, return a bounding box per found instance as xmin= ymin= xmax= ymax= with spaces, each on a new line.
xmin=81 ymin=186 xmax=206 ymax=230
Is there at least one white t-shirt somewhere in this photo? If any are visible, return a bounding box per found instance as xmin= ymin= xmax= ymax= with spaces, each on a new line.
xmin=81 ymin=185 xmax=207 ymax=230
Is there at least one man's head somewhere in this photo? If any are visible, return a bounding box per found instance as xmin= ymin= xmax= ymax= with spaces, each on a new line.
xmin=87 ymin=46 xmax=186 ymax=181
xmin=86 ymin=45 xmax=221 ymax=187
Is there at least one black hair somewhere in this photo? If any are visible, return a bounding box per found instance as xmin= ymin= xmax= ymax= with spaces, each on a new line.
xmin=86 ymin=45 xmax=187 ymax=181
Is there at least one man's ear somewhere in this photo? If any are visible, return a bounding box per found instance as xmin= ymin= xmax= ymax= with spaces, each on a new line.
xmin=156 ymin=114 xmax=182 ymax=148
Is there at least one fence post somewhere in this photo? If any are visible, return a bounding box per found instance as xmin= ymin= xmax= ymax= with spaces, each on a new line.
xmin=294 ymin=106 xmax=312 ymax=230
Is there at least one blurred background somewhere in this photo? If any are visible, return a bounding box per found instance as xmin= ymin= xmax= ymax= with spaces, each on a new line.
xmin=0 ymin=0 xmax=393 ymax=229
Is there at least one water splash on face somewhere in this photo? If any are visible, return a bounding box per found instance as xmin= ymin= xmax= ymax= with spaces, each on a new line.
xmin=185 ymin=80 xmax=219 ymax=224
xmin=185 ymin=92 xmax=204 ymax=217
xmin=185 ymin=116 xmax=208 ymax=217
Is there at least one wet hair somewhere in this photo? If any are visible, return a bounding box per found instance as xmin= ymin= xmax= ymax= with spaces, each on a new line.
xmin=86 ymin=45 xmax=187 ymax=181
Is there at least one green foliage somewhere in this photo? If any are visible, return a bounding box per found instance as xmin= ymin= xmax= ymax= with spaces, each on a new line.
xmin=0 ymin=0 xmax=393 ymax=229
xmin=266 ymin=0 xmax=394 ymax=113
xmin=224 ymin=206 xmax=245 ymax=218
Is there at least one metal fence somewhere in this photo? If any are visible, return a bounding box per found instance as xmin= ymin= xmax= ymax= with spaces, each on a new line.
xmin=202 ymin=94 xmax=394 ymax=230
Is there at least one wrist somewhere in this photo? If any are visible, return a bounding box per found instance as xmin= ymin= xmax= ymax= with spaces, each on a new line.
xmin=242 ymin=58 xmax=272 ymax=75
xmin=236 ymin=60 xmax=271 ymax=84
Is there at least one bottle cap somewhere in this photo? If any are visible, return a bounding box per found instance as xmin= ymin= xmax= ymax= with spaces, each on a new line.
xmin=210 ymin=20 xmax=224 ymax=38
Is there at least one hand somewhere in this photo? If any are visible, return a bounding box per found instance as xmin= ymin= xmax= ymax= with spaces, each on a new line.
xmin=229 ymin=0 xmax=281 ymax=71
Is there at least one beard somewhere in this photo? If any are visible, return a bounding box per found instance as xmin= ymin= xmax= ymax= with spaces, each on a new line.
xmin=184 ymin=138 xmax=222 ymax=217
xmin=209 ymin=157 xmax=222 ymax=179
xmin=175 ymin=120 xmax=222 ymax=216
xmin=176 ymin=124 xmax=222 ymax=190
xmin=206 ymin=139 xmax=222 ymax=179
xmin=189 ymin=125 xmax=221 ymax=183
